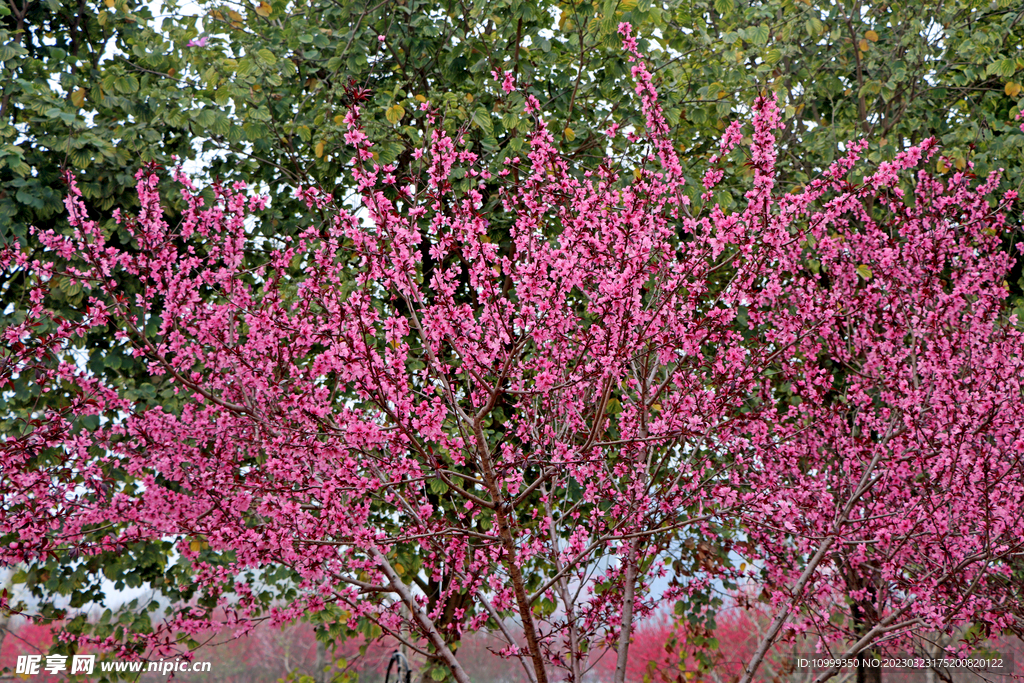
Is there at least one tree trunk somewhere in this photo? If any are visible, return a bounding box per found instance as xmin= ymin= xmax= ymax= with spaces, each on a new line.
xmin=613 ymin=538 xmax=641 ymax=683
xmin=856 ymin=648 xmax=881 ymax=683
xmin=923 ymin=635 xmax=946 ymax=683
xmin=849 ymin=564 xmax=881 ymax=683
xmin=314 ymin=638 xmax=327 ymax=683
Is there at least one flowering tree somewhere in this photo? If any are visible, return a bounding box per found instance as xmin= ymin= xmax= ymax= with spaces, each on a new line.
xmin=2 ymin=27 xmax=1023 ymax=683
xmin=0 ymin=619 xmax=61 ymax=682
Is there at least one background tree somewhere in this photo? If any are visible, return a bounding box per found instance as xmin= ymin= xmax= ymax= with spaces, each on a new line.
xmin=3 ymin=0 xmax=1024 ymax=675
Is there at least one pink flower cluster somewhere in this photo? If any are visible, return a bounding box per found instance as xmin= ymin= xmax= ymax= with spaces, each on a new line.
xmin=2 ymin=25 xmax=1023 ymax=683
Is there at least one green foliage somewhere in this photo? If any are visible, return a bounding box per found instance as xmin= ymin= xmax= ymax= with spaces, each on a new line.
xmin=647 ymin=0 xmax=1024 ymax=190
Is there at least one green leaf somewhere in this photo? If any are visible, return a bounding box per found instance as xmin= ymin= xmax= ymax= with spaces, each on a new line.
xmin=256 ymin=48 xmax=277 ymax=65
xmin=856 ymin=264 xmax=873 ymax=280
xmin=195 ymin=108 xmax=218 ymax=128
xmin=713 ymin=0 xmax=733 ymax=17
xmin=859 ymin=80 xmax=882 ymax=97
xmin=751 ymin=24 xmax=770 ymax=46
xmin=113 ymin=74 xmax=139 ymax=93
xmin=471 ymin=108 xmax=493 ymax=137
xmin=385 ymin=104 xmax=405 ymax=124
xmin=59 ymin=277 xmax=81 ymax=296
xmin=0 ymin=42 xmax=25 ymax=61
xmin=210 ymin=113 xmax=231 ymax=136
xmin=987 ymin=58 xmax=1017 ymax=78
xmin=601 ymin=0 xmax=617 ymax=33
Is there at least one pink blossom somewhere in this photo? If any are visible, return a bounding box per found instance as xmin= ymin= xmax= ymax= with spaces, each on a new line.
xmin=3 ymin=28 xmax=1024 ymax=683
